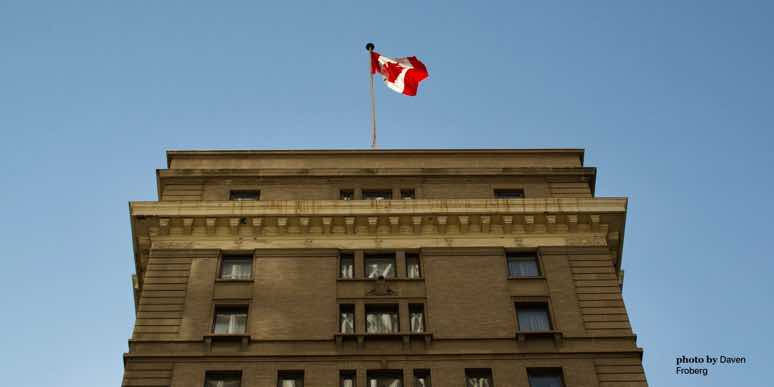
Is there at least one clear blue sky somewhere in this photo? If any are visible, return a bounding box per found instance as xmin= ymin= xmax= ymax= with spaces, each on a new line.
xmin=1 ymin=1 xmax=772 ymax=386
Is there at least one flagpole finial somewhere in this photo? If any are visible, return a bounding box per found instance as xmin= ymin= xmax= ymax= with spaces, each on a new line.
xmin=366 ymin=42 xmax=375 ymax=52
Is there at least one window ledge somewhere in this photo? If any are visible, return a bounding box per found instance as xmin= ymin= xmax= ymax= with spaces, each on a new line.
xmin=215 ymin=279 xmax=254 ymax=283
xmin=337 ymin=277 xmax=425 ymax=282
xmin=203 ymin=334 xmax=250 ymax=351
xmin=335 ymin=332 xmax=433 ymax=345
xmin=507 ymin=275 xmax=545 ymax=280
xmin=515 ymin=330 xmax=563 ymax=345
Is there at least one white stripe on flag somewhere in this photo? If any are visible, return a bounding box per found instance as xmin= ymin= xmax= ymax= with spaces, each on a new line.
xmin=386 ymin=67 xmax=410 ymax=94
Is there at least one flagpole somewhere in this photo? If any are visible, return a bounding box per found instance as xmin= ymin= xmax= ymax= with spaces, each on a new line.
xmin=366 ymin=42 xmax=377 ymax=149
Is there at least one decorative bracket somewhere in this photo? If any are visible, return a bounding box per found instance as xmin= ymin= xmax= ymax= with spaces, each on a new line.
xmin=458 ymin=216 xmax=469 ymax=233
xmin=205 ymin=218 xmax=216 ymax=235
xmin=502 ymin=216 xmax=513 ymax=234
xmin=436 ymin=216 xmax=448 ymax=234
xmin=480 ymin=216 xmax=491 ymax=233
xmin=411 ymin=216 xmax=423 ymax=234
xmin=182 ymin=218 xmax=194 ymax=235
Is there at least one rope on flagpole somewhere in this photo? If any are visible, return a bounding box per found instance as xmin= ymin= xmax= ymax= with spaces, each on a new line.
xmin=366 ymin=42 xmax=377 ymax=149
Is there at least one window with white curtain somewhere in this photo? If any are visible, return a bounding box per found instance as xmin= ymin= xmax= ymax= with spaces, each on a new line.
xmin=213 ymin=307 xmax=247 ymax=334
xmin=527 ymin=369 xmax=564 ymax=387
xmin=365 ymin=254 xmax=396 ymax=279
xmin=205 ymin=372 xmax=241 ymax=387
xmin=409 ymin=304 xmax=425 ymax=333
xmin=413 ymin=369 xmax=431 ymax=387
xmin=340 ymin=304 xmax=355 ymax=334
xmin=465 ymin=369 xmax=492 ymax=387
xmin=406 ymin=254 xmax=421 ymax=279
xmin=277 ymin=371 xmax=304 ymax=387
xmin=516 ymin=304 xmax=553 ymax=332
xmin=367 ymin=370 xmax=403 ymax=387
xmin=507 ymin=253 xmax=540 ymax=277
xmin=220 ymin=256 xmax=252 ymax=280
xmin=366 ymin=305 xmax=399 ymax=334
xmin=340 ymin=253 xmax=354 ymax=279
xmin=340 ymin=370 xmax=356 ymax=387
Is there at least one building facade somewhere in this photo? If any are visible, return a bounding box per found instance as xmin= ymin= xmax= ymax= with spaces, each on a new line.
xmin=122 ymin=149 xmax=647 ymax=387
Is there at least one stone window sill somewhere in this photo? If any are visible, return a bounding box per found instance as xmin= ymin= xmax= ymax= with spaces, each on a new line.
xmin=335 ymin=332 xmax=433 ymax=345
xmin=203 ymin=333 xmax=250 ymax=351
xmin=337 ymin=277 xmax=425 ymax=282
xmin=515 ymin=330 xmax=563 ymax=345
xmin=215 ymin=279 xmax=254 ymax=283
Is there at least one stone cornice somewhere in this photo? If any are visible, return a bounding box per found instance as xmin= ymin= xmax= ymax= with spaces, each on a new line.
xmin=157 ymin=167 xmax=596 ymax=178
xmin=421 ymin=247 xmax=506 ymax=256
xmin=131 ymin=197 xmax=625 ymax=217
xmin=252 ymin=248 xmax=340 ymax=257
xmin=166 ymin=148 xmax=586 ymax=167
xmin=129 ymin=198 xmax=627 ymax=296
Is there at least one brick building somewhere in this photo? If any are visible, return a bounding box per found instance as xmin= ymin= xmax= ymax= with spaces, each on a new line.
xmin=122 ymin=149 xmax=647 ymax=387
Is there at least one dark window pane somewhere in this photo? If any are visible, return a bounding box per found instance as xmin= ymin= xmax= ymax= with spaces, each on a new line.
xmin=413 ymin=369 xmax=431 ymax=387
xmin=229 ymin=190 xmax=260 ymax=201
xmin=409 ymin=304 xmax=425 ymax=333
xmin=494 ymin=189 xmax=524 ymax=199
xmin=366 ymin=304 xmax=399 ymax=334
xmin=205 ymin=372 xmax=242 ymax=387
xmin=406 ymin=254 xmax=421 ymax=278
xmin=517 ymin=304 xmax=552 ymax=332
xmin=400 ymin=189 xmax=416 ymax=200
xmin=341 ymin=370 xmax=356 ymax=387
xmin=363 ymin=189 xmax=393 ymax=200
xmin=340 ymin=254 xmax=354 ymax=279
xmin=465 ymin=369 xmax=492 ymax=387
xmin=213 ymin=307 xmax=248 ymax=334
xmin=365 ymin=254 xmax=396 ymax=279
xmin=340 ymin=190 xmax=354 ymax=200
xmin=278 ymin=371 xmax=304 ymax=387
xmin=340 ymin=304 xmax=355 ymax=334
xmin=367 ymin=370 xmax=403 ymax=387
xmin=220 ymin=257 xmax=252 ymax=280
xmin=528 ymin=369 xmax=564 ymax=387
xmin=507 ymin=254 xmax=540 ymax=277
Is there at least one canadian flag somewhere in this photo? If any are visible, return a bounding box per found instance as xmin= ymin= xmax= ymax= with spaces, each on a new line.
xmin=370 ymin=51 xmax=429 ymax=96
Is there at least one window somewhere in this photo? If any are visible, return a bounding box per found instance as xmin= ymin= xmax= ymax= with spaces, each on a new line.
xmin=527 ymin=369 xmax=565 ymax=387
xmin=465 ymin=369 xmax=493 ymax=387
xmin=340 ymin=253 xmax=354 ymax=279
xmin=366 ymin=304 xmax=399 ymax=334
xmin=507 ymin=253 xmax=540 ymax=277
xmin=409 ymin=304 xmax=425 ymax=333
xmin=205 ymin=372 xmax=241 ymax=387
xmin=363 ymin=189 xmax=393 ymax=200
xmin=340 ymin=370 xmax=357 ymax=387
xmin=340 ymin=304 xmax=355 ymax=334
xmin=494 ymin=189 xmax=524 ymax=199
xmin=213 ymin=306 xmax=247 ymax=334
xmin=413 ymin=370 xmax=431 ymax=387
xmin=516 ymin=303 xmax=553 ymax=332
xmin=277 ymin=371 xmax=304 ymax=387
xmin=406 ymin=253 xmax=421 ymax=279
xmin=367 ymin=370 xmax=403 ymax=387
xmin=340 ymin=189 xmax=354 ymax=200
xmin=229 ymin=190 xmax=260 ymax=201
xmin=219 ymin=256 xmax=252 ymax=280
xmin=400 ymin=189 xmax=416 ymax=200
xmin=365 ymin=253 xmax=396 ymax=279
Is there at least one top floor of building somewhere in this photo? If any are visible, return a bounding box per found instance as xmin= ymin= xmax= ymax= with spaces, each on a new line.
xmin=157 ymin=149 xmax=596 ymax=201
